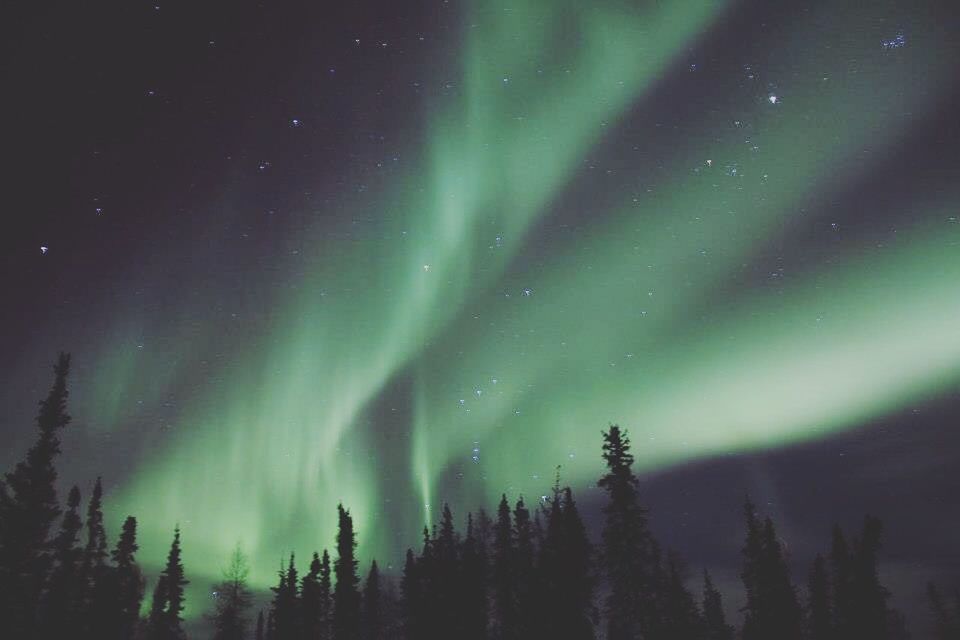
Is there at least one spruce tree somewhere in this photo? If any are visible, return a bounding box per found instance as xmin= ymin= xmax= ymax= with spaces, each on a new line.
xmin=362 ymin=560 xmax=382 ymax=640
xmin=702 ymin=570 xmax=734 ymax=640
xmin=333 ymin=504 xmax=361 ymax=640
xmin=928 ymin=582 xmax=960 ymax=640
xmin=107 ymin=516 xmax=145 ymax=640
xmin=147 ymin=526 xmax=189 ymax=640
xmin=492 ymin=494 xmax=519 ymax=640
xmin=255 ymin=610 xmax=265 ymax=640
xmin=319 ymin=548 xmax=333 ymax=639
xmin=209 ymin=545 xmax=254 ymax=640
xmin=80 ymin=476 xmax=111 ymax=638
xmin=808 ymin=554 xmax=832 ymax=640
xmin=0 ymin=353 xmax=72 ymax=638
xmin=541 ymin=486 xmax=596 ymax=640
xmin=301 ymin=551 xmax=323 ymax=639
xmin=460 ymin=513 xmax=489 ymax=640
xmin=598 ymin=425 xmax=658 ymax=640
xmin=271 ymin=553 xmax=300 ymax=640
xmin=660 ymin=554 xmax=703 ymax=640
xmin=740 ymin=500 xmax=802 ymax=640
xmin=512 ymin=497 xmax=536 ymax=638
xmin=401 ymin=548 xmax=424 ymax=640
xmin=39 ymin=484 xmax=84 ymax=639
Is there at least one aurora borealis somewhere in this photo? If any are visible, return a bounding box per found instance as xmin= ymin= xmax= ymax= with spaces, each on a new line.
xmin=2 ymin=0 xmax=959 ymax=626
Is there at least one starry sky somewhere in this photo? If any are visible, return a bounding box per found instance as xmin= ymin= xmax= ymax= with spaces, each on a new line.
xmin=2 ymin=0 xmax=959 ymax=631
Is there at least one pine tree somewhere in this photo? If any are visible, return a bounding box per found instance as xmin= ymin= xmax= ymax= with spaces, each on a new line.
xmin=540 ymin=486 xmax=596 ymax=640
xmin=598 ymin=425 xmax=658 ymax=640
xmin=255 ymin=610 xmax=265 ymax=640
xmin=660 ymin=553 xmax=703 ymax=640
xmin=808 ymin=554 xmax=832 ymax=640
xmin=401 ymin=548 xmax=424 ymax=640
xmin=106 ymin=516 xmax=145 ymax=640
xmin=740 ymin=500 xmax=802 ymax=640
xmin=209 ymin=545 xmax=254 ymax=640
xmin=492 ymin=494 xmax=519 ymax=640
xmin=831 ymin=524 xmax=852 ymax=637
xmin=301 ymin=551 xmax=324 ymax=639
xmin=0 ymin=353 xmax=72 ymax=638
xmin=702 ymin=570 xmax=734 ymax=640
xmin=80 ymin=476 xmax=111 ymax=638
xmin=435 ymin=504 xmax=462 ymax=638
xmin=271 ymin=553 xmax=300 ymax=640
xmin=333 ymin=504 xmax=361 ymax=640
xmin=319 ymin=549 xmax=333 ymax=639
xmin=512 ymin=497 xmax=536 ymax=638
xmin=147 ymin=526 xmax=189 ymax=640
xmin=460 ymin=513 xmax=489 ymax=640
xmin=928 ymin=582 xmax=960 ymax=640
xmin=362 ymin=560 xmax=382 ymax=640
xmin=39 ymin=484 xmax=84 ymax=640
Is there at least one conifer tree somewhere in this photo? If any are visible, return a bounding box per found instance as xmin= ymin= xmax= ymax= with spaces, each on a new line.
xmin=255 ymin=610 xmax=265 ymax=640
xmin=319 ymin=548 xmax=333 ymax=639
xmin=271 ymin=553 xmax=300 ymax=640
xmin=830 ymin=524 xmax=852 ymax=636
xmin=492 ymin=494 xmax=519 ymax=640
xmin=541 ymin=487 xmax=596 ymax=640
xmin=333 ymin=504 xmax=361 ymax=640
xmin=512 ymin=497 xmax=536 ymax=638
xmin=598 ymin=425 xmax=658 ymax=640
xmin=435 ymin=504 xmax=462 ymax=637
xmin=107 ymin=516 xmax=144 ymax=640
xmin=740 ymin=500 xmax=802 ymax=640
xmin=209 ymin=545 xmax=254 ymax=640
xmin=147 ymin=526 xmax=189 ymax=640
xmin=702 ymin=570 xmax=734 ymax=640
xmin=362 ymin=559 xmax=382 ymax=640
xmin=301 ymin=551 xmax=324 ymax=639
xmin=660 ymin=553 xmax=703 ymax=640
xmin=808 ymin=554 xmax=832 ymax=640
xmin=80 ymin=476 xmax=111 ymax=637
xmin=0 ymin=353 xmax=72 ymax=637
xmin=40 ymin=484 xmax=84 ymax=639
xmin=460 ymin=513 xmax=489 ymax=640
xmin=401 ymin=548 xmax=424 ymax=640
xmin=928 ymin=582 xmax=960 ymax=640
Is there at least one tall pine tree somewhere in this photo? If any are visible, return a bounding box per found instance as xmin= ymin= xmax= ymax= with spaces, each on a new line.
xmin=39 ymin=484 xmax=84 ymax=640
xmin=598 ymin=425 xmax=659 ymax=640
xmin=209 ymin=545 xmax=254 ymax=640
xmin=147 ymin=526 xmax=189 ymax=640
xmin=106 ymin=516 xmax=144 ymax=640
xmin=333 ymin=504 xmax=361 ymax=640
xmin=702 ymin=570 xmax=734 ymax=640
xmin=0 ymin=353 xmax=72 ymax=638
xmin=362 ymin=560 xmax=382 ymax=640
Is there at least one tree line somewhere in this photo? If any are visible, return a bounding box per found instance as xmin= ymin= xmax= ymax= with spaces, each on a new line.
xmin=1 ymin=354 xmax=958 ymax=639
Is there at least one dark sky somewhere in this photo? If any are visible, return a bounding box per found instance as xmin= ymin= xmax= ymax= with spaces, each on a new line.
xmin=2 ymin=0 xmax=959 ymax=634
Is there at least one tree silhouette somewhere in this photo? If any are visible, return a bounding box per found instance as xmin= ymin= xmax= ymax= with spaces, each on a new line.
xmin=598 ymin=425 xmax=659 ymax=640
xmin=208 ymin=545 xmax=253 ymax=640
xmin=271 ymin=553 xmax=300 ymax=640
xmin=460 ymin=512 xmax=489 ymax=640
xmin=362 ymin=559 xmax=382 ymax=640
xmin=106 ymin=515 xmax=144 ymax=640
xmin=702 ymin=570 xmax=734 ymax=640
xmin=255 ymin=610 xmax=265 ymax=640
xmin=333 ymin=504 xmax=361 ymax=640
xmin=80 ymin=476 xmax=111 ymax=638
xmin=0 ymin=353 xmax=71 ymax=638
xmin=492 ymin=494 xmax=519 ymax=640
xmin=807 ymin=554 xmax=832 ymax=640
xmin=146 ymin=526 xmax=189 ymax=640
xmin=928 ymin=582 xmax=960 ymax=640
xmin=740 ymin=500 xmax=802 ymax=640
xmin=39 ymin=484 xmax=84 ymax=639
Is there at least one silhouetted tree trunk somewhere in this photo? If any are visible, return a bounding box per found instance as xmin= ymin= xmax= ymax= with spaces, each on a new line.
xmin=146 ymin=527 xmax=189 ymax=640
xmin=808 ymin=554 xmax=832 ymax=640
xmin=208 ymin=545 xmax=253 ymax=640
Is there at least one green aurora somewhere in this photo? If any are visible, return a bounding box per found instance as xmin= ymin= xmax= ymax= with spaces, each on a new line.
xmin=8 ymin=0 xmax=958 ymax=616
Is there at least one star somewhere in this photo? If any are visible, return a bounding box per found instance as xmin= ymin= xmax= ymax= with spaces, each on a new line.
xmin=40 ymin=246 xmax=48 ymax=254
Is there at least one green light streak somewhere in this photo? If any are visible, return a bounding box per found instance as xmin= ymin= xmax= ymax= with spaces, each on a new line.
xmin=92 ymin=0 xmax=729 ymax=614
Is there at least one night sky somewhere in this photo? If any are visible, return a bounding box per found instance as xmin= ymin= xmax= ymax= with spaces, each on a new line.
xmin=2 ymin=0 xmax=959 ymax=633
